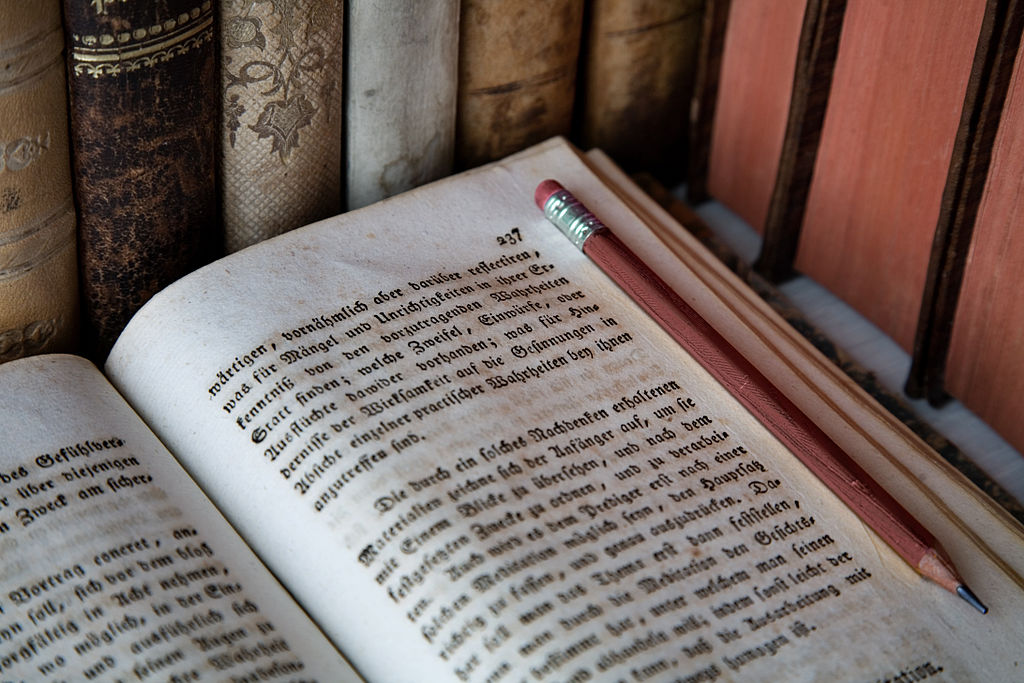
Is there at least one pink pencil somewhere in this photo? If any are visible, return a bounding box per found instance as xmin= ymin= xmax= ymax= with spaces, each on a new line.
xmin=535 ymin=179 xmax=987 ymax=614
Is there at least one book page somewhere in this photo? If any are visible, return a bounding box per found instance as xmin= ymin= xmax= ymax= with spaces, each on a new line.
xmin=106 ymin=138 xmax=1024 ymax=681
xmin=0 ymin=355 xmax=357 ymax=681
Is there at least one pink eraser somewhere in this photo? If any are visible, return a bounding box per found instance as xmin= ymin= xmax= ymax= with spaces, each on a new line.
xmin=534 ymin=179 xmax=565 ymax=210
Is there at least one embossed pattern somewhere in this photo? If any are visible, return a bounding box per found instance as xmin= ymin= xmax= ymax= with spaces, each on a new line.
xmin=220 ymin=0 xmax=343 ymax=253
xmin=65 ymin=0 xmax=217 ymax=359
xmin=69 ymin=3 xmax=213 ymax=77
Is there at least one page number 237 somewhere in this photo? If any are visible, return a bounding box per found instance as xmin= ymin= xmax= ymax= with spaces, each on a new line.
xmin=496 ymin=227 xmax=522 ymax=246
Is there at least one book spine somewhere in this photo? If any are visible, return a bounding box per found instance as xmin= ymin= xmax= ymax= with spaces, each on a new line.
xmin=576 ymin=0 xmax=704 ymax=179
xmin=794 ymin=0 xmax=988 ymax=352
xmin=64 ymin=0 xmax=218 ymax=359
xmin=344 ymin=1 xmax=459 ymax=211
xmin=755 ymin=0 xmax=846 ymax=283
xmin=455 ymin=0 xmax=584 ymax=169
xmin=700 ymin=0 xmax=807 ymax=234
xmin=907 ymin=0 xmax=1024 ymax=405
xmin=915 ymin=2 xmax=1024 ymax=453
xmin=685 ymin=0 xmax=731 ymax=204
xmin=0 ymin=1 xmax=78 ymax=362
xmin=220 ymin=0 xmax=343 ymax=252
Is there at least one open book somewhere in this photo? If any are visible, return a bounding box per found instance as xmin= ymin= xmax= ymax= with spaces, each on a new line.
xmin=1 ymin=138 xmax=1021 ymax=681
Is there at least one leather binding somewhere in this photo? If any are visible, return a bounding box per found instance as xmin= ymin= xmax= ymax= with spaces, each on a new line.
xmin=0 ymin=1 xmax=79 ymax=362
xmin=577 ymin=0 xmax=704 ymax=180
xmin=64 ymin=0 xmax=218 ymax=360
xmin=456 ymin=0 xmax=584 ymax=169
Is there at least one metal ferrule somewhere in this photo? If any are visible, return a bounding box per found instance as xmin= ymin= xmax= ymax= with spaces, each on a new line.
xmin=542 ymin=190 xmax=607 ymax=250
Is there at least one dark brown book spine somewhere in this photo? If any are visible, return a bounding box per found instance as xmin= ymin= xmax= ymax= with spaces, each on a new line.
xmin=64 ymin=0 xmax=218 ymax=359
xmin=906 ymin=0 xmax=1024 ymax=404
xmin=754 ymin=0 xmax=846 ymax=283
xmin=685 ymin=0 xmax=730 ymax=204
xmin=575 ymin=0 xmax=704 ymax=181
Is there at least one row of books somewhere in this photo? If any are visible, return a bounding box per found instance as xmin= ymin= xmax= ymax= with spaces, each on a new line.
xmin=8 ymin=0 xmax=1022 ymax=461
xmin=689 ymin=0 xmax=1024 ymax=456
xmin=0 ymin=0 xmax=705 ymax=362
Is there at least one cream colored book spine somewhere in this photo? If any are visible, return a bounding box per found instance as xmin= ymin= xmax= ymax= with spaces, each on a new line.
xmin=344 ymin=1 xmax=459 ymax=211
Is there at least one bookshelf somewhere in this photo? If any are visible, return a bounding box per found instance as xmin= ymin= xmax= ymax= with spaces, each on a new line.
xmin=2 ymin=0 xmax=1022 ymax=515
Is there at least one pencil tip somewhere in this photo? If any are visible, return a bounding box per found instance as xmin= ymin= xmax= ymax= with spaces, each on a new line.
xmin=956 ymin=584 xmax=989 ymax=614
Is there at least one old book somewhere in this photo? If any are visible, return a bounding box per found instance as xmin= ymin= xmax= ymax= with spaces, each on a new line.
xmin=455 ymin=0 xmax=584 ymax=169
xmin=0 ymin=355 xmax=359 ymax=681
xmin=795 ymin=0 xmax=989 ymax=352
xmin=1 ymin=138 xmax=1022 ymax=680
xmin=220 ymin=0 xmax=344 ymax=252
xmin=692 ymin=0 xmax=847 ymax=282
xmin=754 ymin=0 xmax=846 ymax=282
xmin=344 ymin=1 xmax=459 ymax=211
xmin=64 ymin=0 xmax=218 ymax=358
xmin=935 ymin=10 xmax=1024 ymax=454
xmin=0 ymin=0 xmax=78 ymax=361
xmin=575 ymin=0 xmax=704 ymax=180
xmin=698 ymin=0 xmax=807 ymax=233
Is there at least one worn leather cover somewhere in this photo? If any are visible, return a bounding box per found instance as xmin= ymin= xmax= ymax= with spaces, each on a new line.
xmin=65 ymin=0 xmax=217 ymax=359
xmin=578 ymin=0 xmax=704 ymax=178
xmin=0 ymin=1 xmax=79 ymax=362
xmin=456 ymin=0 xmax=584 ymax=169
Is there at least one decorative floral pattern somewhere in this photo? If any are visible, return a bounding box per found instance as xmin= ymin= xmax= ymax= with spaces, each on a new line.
xmin=250 ymin=95 xmax=316 ymax=161
xmin=224 ymin=94 xmax=246 ymax=148
xmin=72 ymin=29 xmax=213 ymax=78
xmin=222 ymin=0 xmax=339 ymax=164
xmin=225 ymin=16 xmax=266 ymax=50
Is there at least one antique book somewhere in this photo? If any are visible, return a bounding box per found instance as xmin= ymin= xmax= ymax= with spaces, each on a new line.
xmin=696 ymin=0 xmax=806 ymax=234
xmin=575 ymin=0 xmax=704 ymax=180
xmin=692 ymin=0 xmax=846 ymax=282
xmin=795 ymin=0 xmax=989 ymax=352
xmin=752 ymin=0 xmax=845 ymax=282
xmin=1 ymin=138 xmax=1022 ymax=681
xmin=455 ymin=0 xmax=584 ymax=169
xmin=344 ymin=1 xmax=459 ymax=211
xmin=0 ymin=0 xmax=78 ymax=361
xmin=219 ymin=0 xmax=343 ymax=252
xmin=696 ymin=0 xmax=806 ymax=233
xmin=934 ymin=17 xmax=1024 ymax=455
xmin=64 ymin=0 xmax=218 ymax=358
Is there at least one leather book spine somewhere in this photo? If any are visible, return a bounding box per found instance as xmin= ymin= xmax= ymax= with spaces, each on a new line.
xmin=64 ymin=0 xmax=218 ymax=359
xmin=0 ymin=1 xmax=79 ymax=362
xmin=456 ymin=0 xmax=584 ymax=169
xmin=577 ymin=0 xmax=704 ymax=180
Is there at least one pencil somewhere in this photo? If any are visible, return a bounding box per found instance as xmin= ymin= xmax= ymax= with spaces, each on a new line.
xmin=534 ymin=179 xmax=988 ymax=614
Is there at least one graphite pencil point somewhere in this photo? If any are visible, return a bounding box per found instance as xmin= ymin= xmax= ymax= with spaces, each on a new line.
xmin=956 ymin=584 xmax=989 ymax=614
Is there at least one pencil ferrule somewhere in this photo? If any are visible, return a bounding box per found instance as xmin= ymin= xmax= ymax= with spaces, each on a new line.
xmin=541 ymin=190 xmax=607 ymax=250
